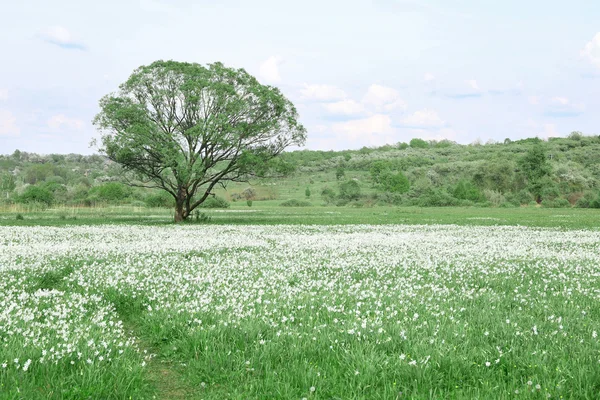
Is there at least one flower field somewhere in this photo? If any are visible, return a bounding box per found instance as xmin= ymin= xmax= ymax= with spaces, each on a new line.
xmin=2 ymin=224 xmax=600 ymax=399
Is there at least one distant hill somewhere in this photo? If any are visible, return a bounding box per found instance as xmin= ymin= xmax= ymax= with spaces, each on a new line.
xmin=2 ymin=133 xmax=600 ymax=209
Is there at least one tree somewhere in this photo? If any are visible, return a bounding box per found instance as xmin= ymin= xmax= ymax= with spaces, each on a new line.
xmin=335 ymin=166 xmax=346 ymax=180
xmin=93 ymin=60 xmax=306 ymax=221
xmin=369 ymin=160 xmax=392 ymax=185
xmin=0 ymin=173 xmax=16 ymax=199
xmin=409 ymin=138 xmax=429 ymax=149
xmin=380 ymin=171 xmax=410 ymax=194
xmin=305 ymin=187 xmax=311 ymax=198
xmin=518 ymin=144 xmax=552 ymax=203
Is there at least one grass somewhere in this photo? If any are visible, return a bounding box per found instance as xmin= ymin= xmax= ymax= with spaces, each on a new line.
xmin=0 ymin=202 xmax=599 ymax=229
xmin=1 ymin=208 xmax=600 ymax=398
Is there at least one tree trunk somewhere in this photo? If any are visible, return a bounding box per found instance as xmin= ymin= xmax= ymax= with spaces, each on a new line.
xmin=174 ymin=189 xmax=187 ymax=222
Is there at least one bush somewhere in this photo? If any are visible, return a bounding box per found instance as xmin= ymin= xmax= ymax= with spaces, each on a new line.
xmin=380 ymin=171 xmax=410 ymax=194
xmin=280 ymin=199 xmax=312 ymax=207
xmin=88 ymin=182 xmax=132 ymax=203
xmin=453 ymin=180 xmax=483 ymax=202
xmin=18 ymin=185 xmax=54 ymax=206
xmin=198 ymin=196 xmax=230 ymax=209
xmin=145 ymin=191 xmax=174 ymax=208
xmin=321 ymin=187 xmax=336 ymax=204
xmin=542 ymin=198 xmax=571 ymax=208
xmin=483 ymin=189 xmax=505 ymax=207
xmin=417 ymin=189 xmax=460 ymax=207
xmin=339 ymin=180 xmax=361 ymax=201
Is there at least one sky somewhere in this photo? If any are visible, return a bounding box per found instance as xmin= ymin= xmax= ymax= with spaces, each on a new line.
xmin=0 ymin=0 xmax=599 ymax=154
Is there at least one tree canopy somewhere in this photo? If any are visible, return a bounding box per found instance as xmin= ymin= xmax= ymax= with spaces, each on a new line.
xmin=93 ymin=60 xmax=306 ymax=221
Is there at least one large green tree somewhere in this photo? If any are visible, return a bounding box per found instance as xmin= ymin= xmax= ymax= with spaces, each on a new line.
xmin=93 ymin=60 xmax=306 ymax=221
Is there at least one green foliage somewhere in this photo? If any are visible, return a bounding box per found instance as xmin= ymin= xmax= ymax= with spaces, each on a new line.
xmin=339 ymin=179 xmax=361 ymax=201
xmin=18 ymin=185 xmax=54 ymax=206
xmin=379 ymin=171 xmax=410 ymax=194
xmin=369 ymin=160 xmax=392 ymax=185
xmin=453 ymin=180 xmax=483 ymax=202
xmin=145 ymin=191 xmax=174 ymax=208
xmin=280 ymin=199 xmax=312 ymax=207
xmin=88 ymin=182 xmax=132 ymax=202
xmin=335 ymin=166 xmax=346 ymax=180
xmin=321 ymin=187 xmax=336 ymax=205
xmin=409 ymin=138 xmax=429 ymax=149
xmin=518 ymin=144 xmax=552 ymax=202
xmin=198 ymin=195 xmax=230 ymax=209
xmin=305 ymin=187 xmax=311 ymax=198
xmin=93 ymin=60 xmax=306 ymax=221
xmin=542 ymin=198 xmax=571 ymax=208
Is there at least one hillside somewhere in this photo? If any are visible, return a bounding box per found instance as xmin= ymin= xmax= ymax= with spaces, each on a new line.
xmin=1 ymin=133 xmax=600 ymax=210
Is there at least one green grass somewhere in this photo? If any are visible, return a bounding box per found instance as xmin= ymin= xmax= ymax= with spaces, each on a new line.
xmin=1 ymin=203 xmax=599 ymax=229
xmin=1 ymin=208 xmax=600 ymax=399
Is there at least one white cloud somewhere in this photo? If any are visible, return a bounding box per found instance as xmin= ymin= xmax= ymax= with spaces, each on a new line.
xmin=323 ymin=99 xmax=365 ymax=115
xmin=332 ymin=114 xmax=394 ymax=140
xmin=362 ymin=84 xmax=407 ymax=111
xmin=401 ymin=109 xmax=445 ymax=128
xmin=300 ymin=84 xmax=347 ymax=101
xmin=467 ymin=79 xmax=479 ymax=90
xmin=539 ymin=123 xmax=559 ymax=138
xmin=259 ymin=56 xmax=284 ymax=84
xmin=38 ymin=26 xmax=86 ymax=50
xmin=582 ymin=32 xmax=600 ymax=68
xmin=551 ymin=96 xmax=569 ymax=105
xmin=47 ymin=114 xmax=84 ymax=131
xmin=0 ymin=89 xmax=8 ymax=101
xmin=528 ymin=96 xmax=540 ymax=105
xmin=0 ymin=110 xmax=20 ymax=137
xmin=424 ymin=73 xmax=436 ymax=82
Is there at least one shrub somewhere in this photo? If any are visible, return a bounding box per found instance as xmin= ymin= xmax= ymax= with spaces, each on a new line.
xmin=380 ymin=171 xmax=410 ymax=194
xmin=339 ymin=180 xmax=361 ymax=201
xmin=453 ymin=180 xmax=483 ymax=202
xmin=88 ymin=182 xmax=132 ymax=203
xmin=321 ymin=187 xmax=336 ymax=204
xmin=305 ymin=187 xmax=311 ymax=198
xmin=18 ymin=185 xmax=54 ymax=206
xmin=15 ymin=213 xmax=24 ymax=220
xmin=198 ymin=196 xmax=230 ymax=209
xmin=247 ymin=199 xmax=253 ymax=207
xmin=145 ymin=191 xmax=174 ymax=208
xmin=542 ymin=198 xmax=571 ymax=208
xmin=280 ymin=199 xmax=312 ymax=207
xmin=483 ymin=189 xmax=505 ymax=207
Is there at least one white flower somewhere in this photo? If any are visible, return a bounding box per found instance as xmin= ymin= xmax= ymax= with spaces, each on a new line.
xmin=399 ymin=354 xmax=406 ymax=360
xmin=485 ymin=361 xmax=491 ymax=367
xmin=310 ymin=386 xmax=316 ymax=392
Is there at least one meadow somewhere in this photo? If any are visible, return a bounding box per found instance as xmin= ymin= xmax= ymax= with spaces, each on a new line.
xmin=1 ymin=206 xmax=600 ymax=399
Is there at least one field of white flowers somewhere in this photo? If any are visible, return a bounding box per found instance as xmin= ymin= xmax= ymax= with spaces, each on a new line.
xmin=2 ymin=224 xmax=600 ymax=399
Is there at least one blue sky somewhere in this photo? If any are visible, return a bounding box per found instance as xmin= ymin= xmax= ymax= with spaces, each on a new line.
xmin=1 ymin=0 xmax=599 ymax=154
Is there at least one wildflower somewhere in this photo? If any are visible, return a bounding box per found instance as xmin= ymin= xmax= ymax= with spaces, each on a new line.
xmin=485 ymin=361 xmax=491 ymax=367
xmin=310 ymin=386 xmax=316 ymax=392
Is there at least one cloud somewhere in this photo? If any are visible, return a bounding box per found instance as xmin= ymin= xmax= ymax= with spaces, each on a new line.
xmin=528 ymin=96 xmax=540 ymax=105
xmin=323 ymin=99 xmax=365 ymax=115
xmin=544 ymin=96 xmax=584 ymax=118
xmin=362 ymin=84 xmax=407 ymax=111
xmin=332 ymin=114 xmax=394 ymax=139
xmin=467 ymin=79 xmax=479 ymax=90
xmin=300 ymin=83 xmax=347 ymax=101
xmin=0 ymin=89 xmax=8 ymax=101
xmin=582 ymin=32 xmax=600 ymax=68
xmin=259 ymin=56 xmax=284 ymax=83
xmin=401 ymin=109 xmax=445 ymax=128
xmin=0 ymin=110 xmax=20 ymax=137
xmin=424 ymin=73 xmax=435 ymax=82
xmin=47 ymin=114 xmax=84 ymax=131
xmin=38 ymin=26 xmax=87 ymax=50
